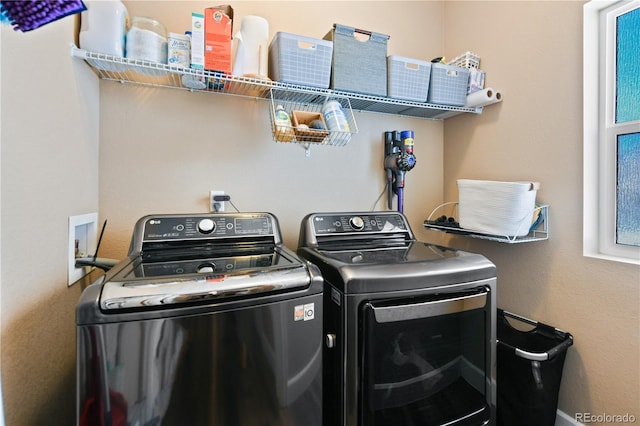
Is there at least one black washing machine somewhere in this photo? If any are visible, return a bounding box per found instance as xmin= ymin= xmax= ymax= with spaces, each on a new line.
xmin=77 ymin=212 xmax=323 ymax=426
xmin=297 ymin=211 xmax=497 ymax=426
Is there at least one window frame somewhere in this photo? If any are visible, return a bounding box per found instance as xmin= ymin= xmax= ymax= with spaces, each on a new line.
xmin=584 ymin=0 xmax=640 ymax=265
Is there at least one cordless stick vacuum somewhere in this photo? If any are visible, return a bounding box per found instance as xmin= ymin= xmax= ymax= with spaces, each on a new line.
xmin=384 ymin=130 xmax=416 ymax=213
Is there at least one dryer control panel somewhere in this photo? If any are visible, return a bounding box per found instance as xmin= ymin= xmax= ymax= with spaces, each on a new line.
xmin=310 ymin=212 xmax=409 ymax=235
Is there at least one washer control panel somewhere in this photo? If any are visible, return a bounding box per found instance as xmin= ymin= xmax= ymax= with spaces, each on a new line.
xmin=311 ymin=212 xmax=408 ymax=235
xmin=141 ymin=213 xmax=275 ymax=242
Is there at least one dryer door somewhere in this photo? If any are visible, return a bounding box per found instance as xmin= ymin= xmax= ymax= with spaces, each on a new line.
xmin=360 ymin=286 xmax=492 ymax=426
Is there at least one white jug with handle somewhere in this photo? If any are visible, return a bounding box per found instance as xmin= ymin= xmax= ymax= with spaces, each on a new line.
xmin=232 ymin=16 xmax=269 ymax=78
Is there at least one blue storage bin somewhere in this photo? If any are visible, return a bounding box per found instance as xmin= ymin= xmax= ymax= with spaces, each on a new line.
xmin=387 ymin=55 xmax=432 ymax=102
xmin=427 ymin=63 xmax=470 ymax=106
xmin=269 ymin=32 xmax=333 ymax=88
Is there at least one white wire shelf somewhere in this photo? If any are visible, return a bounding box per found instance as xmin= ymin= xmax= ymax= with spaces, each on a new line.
xmin=423 ymin=204 xmax=549 ymax=244
xmin=70 ymin=45 xmax=482 ymax=120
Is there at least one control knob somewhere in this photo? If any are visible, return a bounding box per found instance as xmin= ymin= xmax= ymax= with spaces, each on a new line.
xmin=197 ymin=218 xmax=216 ymax=234
xmin=349 ymin=216 xmax=365 ymax=231
xmin=197 ymin=262 xmax=216 ymax=273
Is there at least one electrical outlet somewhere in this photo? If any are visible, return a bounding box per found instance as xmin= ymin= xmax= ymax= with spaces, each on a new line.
xmin=210 ymin=190 xmax=225 ymax=212
xmin=68 ymin=212 xmax=98 ymax=286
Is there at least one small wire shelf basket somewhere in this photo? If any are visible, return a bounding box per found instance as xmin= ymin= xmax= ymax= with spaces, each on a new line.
xmin=268 ymin=89 xmax=358 ymax=147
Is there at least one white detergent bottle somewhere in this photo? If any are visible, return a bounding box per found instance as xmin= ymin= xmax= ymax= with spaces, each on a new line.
xmin=322 ymin=100 xmax=350 ymax=132
xmin=79 ymin=0 xmax=129 ymax=71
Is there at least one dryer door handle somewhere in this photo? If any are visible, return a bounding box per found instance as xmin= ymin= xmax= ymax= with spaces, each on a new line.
xmin=369 ymin=288 xmax=488 ymax=323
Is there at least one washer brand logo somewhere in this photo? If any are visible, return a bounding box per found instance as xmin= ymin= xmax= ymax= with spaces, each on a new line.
xmin=294 ymin=303 xmax=315 ymax=321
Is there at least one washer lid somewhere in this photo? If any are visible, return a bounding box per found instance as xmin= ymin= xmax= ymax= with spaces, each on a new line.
xmin=99 ymin=247 xmax=311 ymax=310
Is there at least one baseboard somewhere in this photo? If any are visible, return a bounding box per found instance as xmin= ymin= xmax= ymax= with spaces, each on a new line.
xmin=556 ymin=410 xmax=584 ymax=426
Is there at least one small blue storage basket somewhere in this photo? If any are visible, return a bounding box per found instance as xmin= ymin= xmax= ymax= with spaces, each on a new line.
xmin=387 ymin=55 xmax=432 ymax=102
xmin=428 ymin=63 xmax=470 ymax=106
xmin=269 ymin=32 xmax=333 ymax=89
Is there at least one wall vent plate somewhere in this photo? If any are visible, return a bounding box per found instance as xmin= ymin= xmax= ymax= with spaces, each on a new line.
xmin=68 ymin=212 xmax=98 ymax=286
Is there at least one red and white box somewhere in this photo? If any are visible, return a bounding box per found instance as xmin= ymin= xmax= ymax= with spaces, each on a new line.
xmin=204 ymin=5 xmax=233 ymax=73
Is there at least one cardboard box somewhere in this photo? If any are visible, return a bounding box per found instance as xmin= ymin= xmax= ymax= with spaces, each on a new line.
xmin=204 ymin=5 xmax=233 ymax=73
xmin=191 ymin=12 xmax=205 ymax=69
xmin=291 ymin=111 xmax=328 ymax=143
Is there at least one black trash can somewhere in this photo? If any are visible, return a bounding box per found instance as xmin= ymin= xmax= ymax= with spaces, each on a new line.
xmin=497 ymin=309 xmax=573 ymax=426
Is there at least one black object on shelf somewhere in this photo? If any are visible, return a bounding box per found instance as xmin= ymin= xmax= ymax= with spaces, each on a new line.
xmin=423 ymin=204 xmax=549 ymax=243
xmin=496 ymin=309 xmax=573 ymax=426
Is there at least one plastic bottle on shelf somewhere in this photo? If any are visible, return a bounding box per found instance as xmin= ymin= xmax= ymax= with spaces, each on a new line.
xmin=79 ymin=0 xmax=129 ymax=71
xmin=180 ymin=31 xmax=207 ymax=90
xmin=274 ymin=105 xmax=294 ymax=142
xmin=79 ymin=0 xmax=128 ymax=56
xmin=322 ymin=100 xmax=350 ymax=132
xmin=126 ymin=16 xmax=168 ymax=64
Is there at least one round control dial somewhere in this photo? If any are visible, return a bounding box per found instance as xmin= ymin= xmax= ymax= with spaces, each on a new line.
xmin=349 ymin=216 xmax=365 ymax=231
xmin=197 ymin=218 xmax=216 ymax=234
xmin=197 ymin=262 xmax=216 ymax=273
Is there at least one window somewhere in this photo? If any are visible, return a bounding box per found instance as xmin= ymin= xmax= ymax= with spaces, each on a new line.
xmin=584 ymin=0 xmax=640 ymax=264
xmin=617 ymin=133 xmax=640 ymax=246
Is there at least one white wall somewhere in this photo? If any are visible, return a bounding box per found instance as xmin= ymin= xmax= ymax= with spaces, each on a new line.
xmin=98 ymin=1 xmax=448 ymax=259
xmin=0 ymin=16 xmax=99 ymax=424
